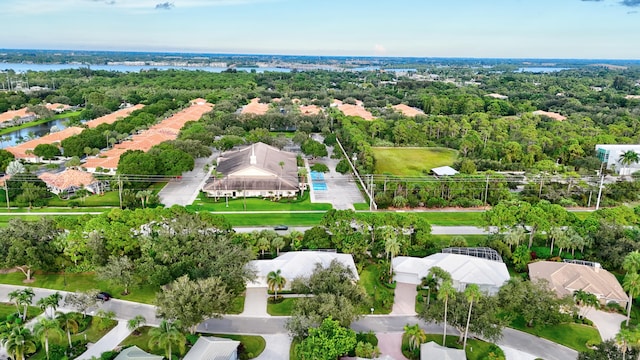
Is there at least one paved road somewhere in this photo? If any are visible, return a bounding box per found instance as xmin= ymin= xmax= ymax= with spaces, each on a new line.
xmin=234 ymin=225 xmax=492 ymax=235
xmin=158 ymin=152 xmax=217 ymax=207
xmin=0 ymin=285 xmax=577 ymax=360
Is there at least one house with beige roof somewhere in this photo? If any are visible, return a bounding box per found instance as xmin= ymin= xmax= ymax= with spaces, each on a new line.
xmin=202 ymin=142 xmax=300 ymax=199
xmin=528 ymin=260 xmax=628 ymax=307
xmin=38 ymin=169 xmax=106 ymax=198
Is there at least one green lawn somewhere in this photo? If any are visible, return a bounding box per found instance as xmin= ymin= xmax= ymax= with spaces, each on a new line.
xmin=187 ymin=191 xmax=331 ymax=212
xmin=412 ymin=211 xmax=484 ymax=226
xmin=510 ymin=317 xmax=601 ymax=352
xmin=353 ymin=203 xmax=370 ymax=210
xmin=121 ymin=326 xmax=265 ymax=359
xmin=0 ymin=271 xmax=159 ymax=304
xmin=372 ymin=147 xmax=458 ymax=176
xmin=47 ymin=191 xmax=121 ymax=207
xmin=0 ymin=303 xmax=43 ymax=320
xmin=358 ymin=263 xmax=394 ymax=314
xmin=223 ymin=212 xmax=326 ymax=226
xmin=230 ymin=296 xmax=245 ymax=314
xmin=267 ymin=298 xmax=298 ymax=316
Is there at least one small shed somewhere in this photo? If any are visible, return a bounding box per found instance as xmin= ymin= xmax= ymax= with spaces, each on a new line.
xmin=431 ymin=166 xmax=459 ymax=176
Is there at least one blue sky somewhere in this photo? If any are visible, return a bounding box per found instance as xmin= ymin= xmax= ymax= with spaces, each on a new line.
xmin=2 ymin=0 xmax=639 ymax=59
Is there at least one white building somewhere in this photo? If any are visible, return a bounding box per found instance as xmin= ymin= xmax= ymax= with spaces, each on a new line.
xmin=202 ymin=142 xmax=300 ymax=199
xmin=247 ymin=251 xmax=359 ymax=289
xmin=595 ymin=144 xmax=640 ymax=175
xmin=392 ymin=252 xmax=509 ymax=295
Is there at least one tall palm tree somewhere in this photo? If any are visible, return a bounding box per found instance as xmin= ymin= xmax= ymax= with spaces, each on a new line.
xmin=278 ymin=161 xmax=285 ymax=197
xmin=136 ymin=190 xmax=153 ymax=209
xmin=574 ymin=290 xmax=600 ymax=318
xmin=148 ymin=320 xmax=186 ymax=360
xmin=8 ymin=290 xmax=23 ymax=318
xmin=438 ymin=280 xmax=456 ymax=346
xmin=420 ymin=274 xmax=438 ymax=308
xmin=617 ymin=328 xmax=634 ymax=360
xmin=267 ymin=269 xmax=286 ymax=300
xmin=624 ymin=251 xmax=640 ymax=274
xmin=37 ymin=292 xmax=62 ymax=318
xmin=2 ymin=326 xmax=37 ymax=360
xmin=55 ymin=311 xmax=79 ymax=348
xmin=10 ymin=288 xmax=35 ymax=321
xmin=33 ymin=318 xmax=64 ymax=360
xmin=271 ymin=237 xmax=285 ymax=257
xmin=624 ymin=272 xmax=640 ymax=327
xmin=403 ymin=323 xmax=426 ymax=352
xmin=127 ymin=315 xmax=147 ymax=335
xmin=463 ymin=284 xmax=482 ymax=350
xmin=383 ymin=228 xmax=400 ymax=278
xmin=619 ymin=150 xmax=640 ymax=175
xmin=256 ymin=236 xmax=270 ymax=258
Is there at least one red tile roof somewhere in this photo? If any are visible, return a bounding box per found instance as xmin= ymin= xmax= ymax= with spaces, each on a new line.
xmin=393 ymin=104 xmax=424 ymax=117
xmin=241 ymin=98 xmax=270 ymax=115
xmin=39 ymin=169 xmax=97 ymax=190
xmin=7 ymin=127 xmax=84 ymax=159
xmin=85 ymin=104 xmax=145 ymax=128
xmin=0 ymin=108 xmax=34 ymax=124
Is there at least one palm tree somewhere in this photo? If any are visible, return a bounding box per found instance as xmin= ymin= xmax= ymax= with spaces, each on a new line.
xmin=10 ymin=288 xmax=35 ymax=321
xmin=278 ymin=161 xmax=285 ymax=197
xmin=33 ymin=318 xmax=64 ymax=360
xmin=574 ymin=290 xmax=599 ymax=318
xmin=624 ymin=272 xmax=640 ymax=327
xmin=383 ymin=228 xmax=400 ymax=278
xmin=267 ymin=269 xmax=286 ymax=300
xmin=624 ymin=251 xmax=640 ymax=274
xmin=438 ymin=280 xmax=456 ymax=347
xmin=271 ymin=237 xmax=285 ymax=257
xmin=548 ymin=227 xmax=564 ymax=255
xmin=37 ymin=292 xmax=62 ymax=318
xmin=127 ymin=315 xmax=147 ymax=335
xmin=504 ymin=227 xmax=526 ymax=251
xmin=8 ymin=290 xmax=23 ymax=319
xmin=136 ymin=190 xmax=153 ymax=209
xmin=256 ymin=236 xmax=270 ymax=258
xmin=2 ymin=326 xmax=37 ymax=360
xmin=403 ymin=323 xmax=426 ymax=352
xmin=148 ymin=320 xmax=186 ymax=360
xmin=619 ymin=150 xmax=640 ymax=175
xmin=463 ymin=284 xmax=482 ymax=350
xmin=420 ymin=274 xmax=438 ymax=308
xmin=617 ymin=328 xmax=634 ymax=360
xmin=55 ymin=311 xmax=79 ymax=348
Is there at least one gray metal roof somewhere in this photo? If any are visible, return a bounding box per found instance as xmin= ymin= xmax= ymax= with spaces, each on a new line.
xmin=183 ymin=337 xmax=240 ymax=360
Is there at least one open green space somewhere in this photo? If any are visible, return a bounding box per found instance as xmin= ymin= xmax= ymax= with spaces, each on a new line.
xmin=187 ymin=191 xmax=331 ymax=212
xmin=0 ymin=110 xmax=81 ymax=136
xmin=510 ymin=316 xmax=601 ymax=352
xmin=267 ymin=298 xmax=297 ymax=316
xmin=353 ymin=203 xmax=370 ymax=211
xmin=358 ymin=263 xmax=394 ymax=314
xmin=121 ymin=326 xmax=265 ymax=359
xmin=0 ymin=303 xmax=43 ymax=320
xmin=403 ymin=334 xmax=505 ymax=360
xmin=47 ymin=191 xmax=121 ymax=207
xmin=372 ymin=147 xmax=458 ymax=176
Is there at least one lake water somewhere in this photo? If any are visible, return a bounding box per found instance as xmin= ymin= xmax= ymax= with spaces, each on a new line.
xmin=0 ymin=118 xmax=69 ymax=148
xmin=516 ymin=67 xmax=572 ymax=73
xmin=0 ymin=63 xmax=291 ymax=73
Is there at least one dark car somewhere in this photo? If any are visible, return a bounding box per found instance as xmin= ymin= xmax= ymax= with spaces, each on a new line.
xmin=97 ymin=292 xmax=112 ymax=301
xmin=273 ymin=225 xmax=288 ymax=231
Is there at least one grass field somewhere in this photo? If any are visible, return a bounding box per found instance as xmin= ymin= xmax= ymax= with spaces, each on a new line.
xmin=0 ymin=303 xmax=43 ymax=320
xmin=411 ymin=211 xmax=484 ymax=226
xmin=510 ymin=317 xmax=601 ymax=352
xmin=359 ymin=263 xmax=394 ymax=314
xmin=372 ymin=147 xmax=458 ymax=176
xmin=187 ymin=191 xmax=331 ymax=212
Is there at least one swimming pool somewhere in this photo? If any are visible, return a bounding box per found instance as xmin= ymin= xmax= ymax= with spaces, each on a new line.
xmin=310 ymin=171 xmax=325 ymax=181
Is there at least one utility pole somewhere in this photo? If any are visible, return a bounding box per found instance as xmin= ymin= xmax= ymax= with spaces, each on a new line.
xmin=484 ymin=175 xmax=489 ymax=206
xmin=4 ymin=182 xmax=10 ymax=211
xmin=369 ymin=174 xmax=374 ymax=211
xmin=118 ymin=175 xmax=123 ymax=209
xmin=595 ymin=174 xmax=605 ymax=210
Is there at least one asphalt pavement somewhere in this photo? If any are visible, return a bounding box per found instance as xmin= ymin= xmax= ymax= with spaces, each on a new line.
xmin=158 ymin=152 xmax=217 ymax=207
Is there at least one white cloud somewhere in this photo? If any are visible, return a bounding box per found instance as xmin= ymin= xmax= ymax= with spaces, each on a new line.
xmin=373 ymin=44 xmax=386 ymax=54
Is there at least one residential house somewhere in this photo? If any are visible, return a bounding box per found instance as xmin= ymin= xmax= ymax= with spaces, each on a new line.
xmin=247 ymin=251 xmax=359 ymax=288
xmin=182 ymin=337 xmax=240 ymax=360
xmin=114 ymin=346 xmax=163 ymax=360
xmin=38 ymin=169 xmax=105 ymax=198
xmin=420 ymin=342 xmax=466 ymax=360
xmin=528 ymin=260 xmax=628 ymax=307
xmin=392 ymin=250 xmax=509 ymax=295
xmin=202 ymin=142 xmax=300 ymax=199
xmin=595 ymin=144 xmax=640 ymax=175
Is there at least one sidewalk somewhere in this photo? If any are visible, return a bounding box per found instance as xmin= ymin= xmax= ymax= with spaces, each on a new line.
xmin=76 ymin=321 xmax=132 ymax=360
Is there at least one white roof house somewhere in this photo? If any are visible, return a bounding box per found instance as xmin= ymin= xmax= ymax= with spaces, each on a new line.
xmin=247 ymin=251 xmax=359 ymax=288
xmin=595 ymin=144 xmax=640 ymax=175
xmin=431 ymin=166 xmax=459 ymax=176
xmin=183 ymin=337 xmax=240 ymax=360
xmin=392 ymin=253 xmax=509 ymax=295
xmin=420 ymin=342 xmax=466 ymax=360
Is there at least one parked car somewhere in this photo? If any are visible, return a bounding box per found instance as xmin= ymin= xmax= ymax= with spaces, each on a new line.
xmin=97 ymin=292 xmax=112 ymax=301
xmin=273 ymin=225 xmax=289 ymax=231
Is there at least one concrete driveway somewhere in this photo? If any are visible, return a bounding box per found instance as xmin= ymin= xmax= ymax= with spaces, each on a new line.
xmin=376 ymin=332 xmax=409 ymax=360
xmin=585 ymin=307 xmax=626 ymax=340
xmin=241 ymin=287 xmax=269 ymax=317
xmin=391 ymin=283 xmax=417 ymax=316
xmin=254 ymin=334 xmax=291 ymax=360
xmin=500 ymin=346 xmax=538 ymax=360
xmin=158 ymin=152 xmax=217 ymax=207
